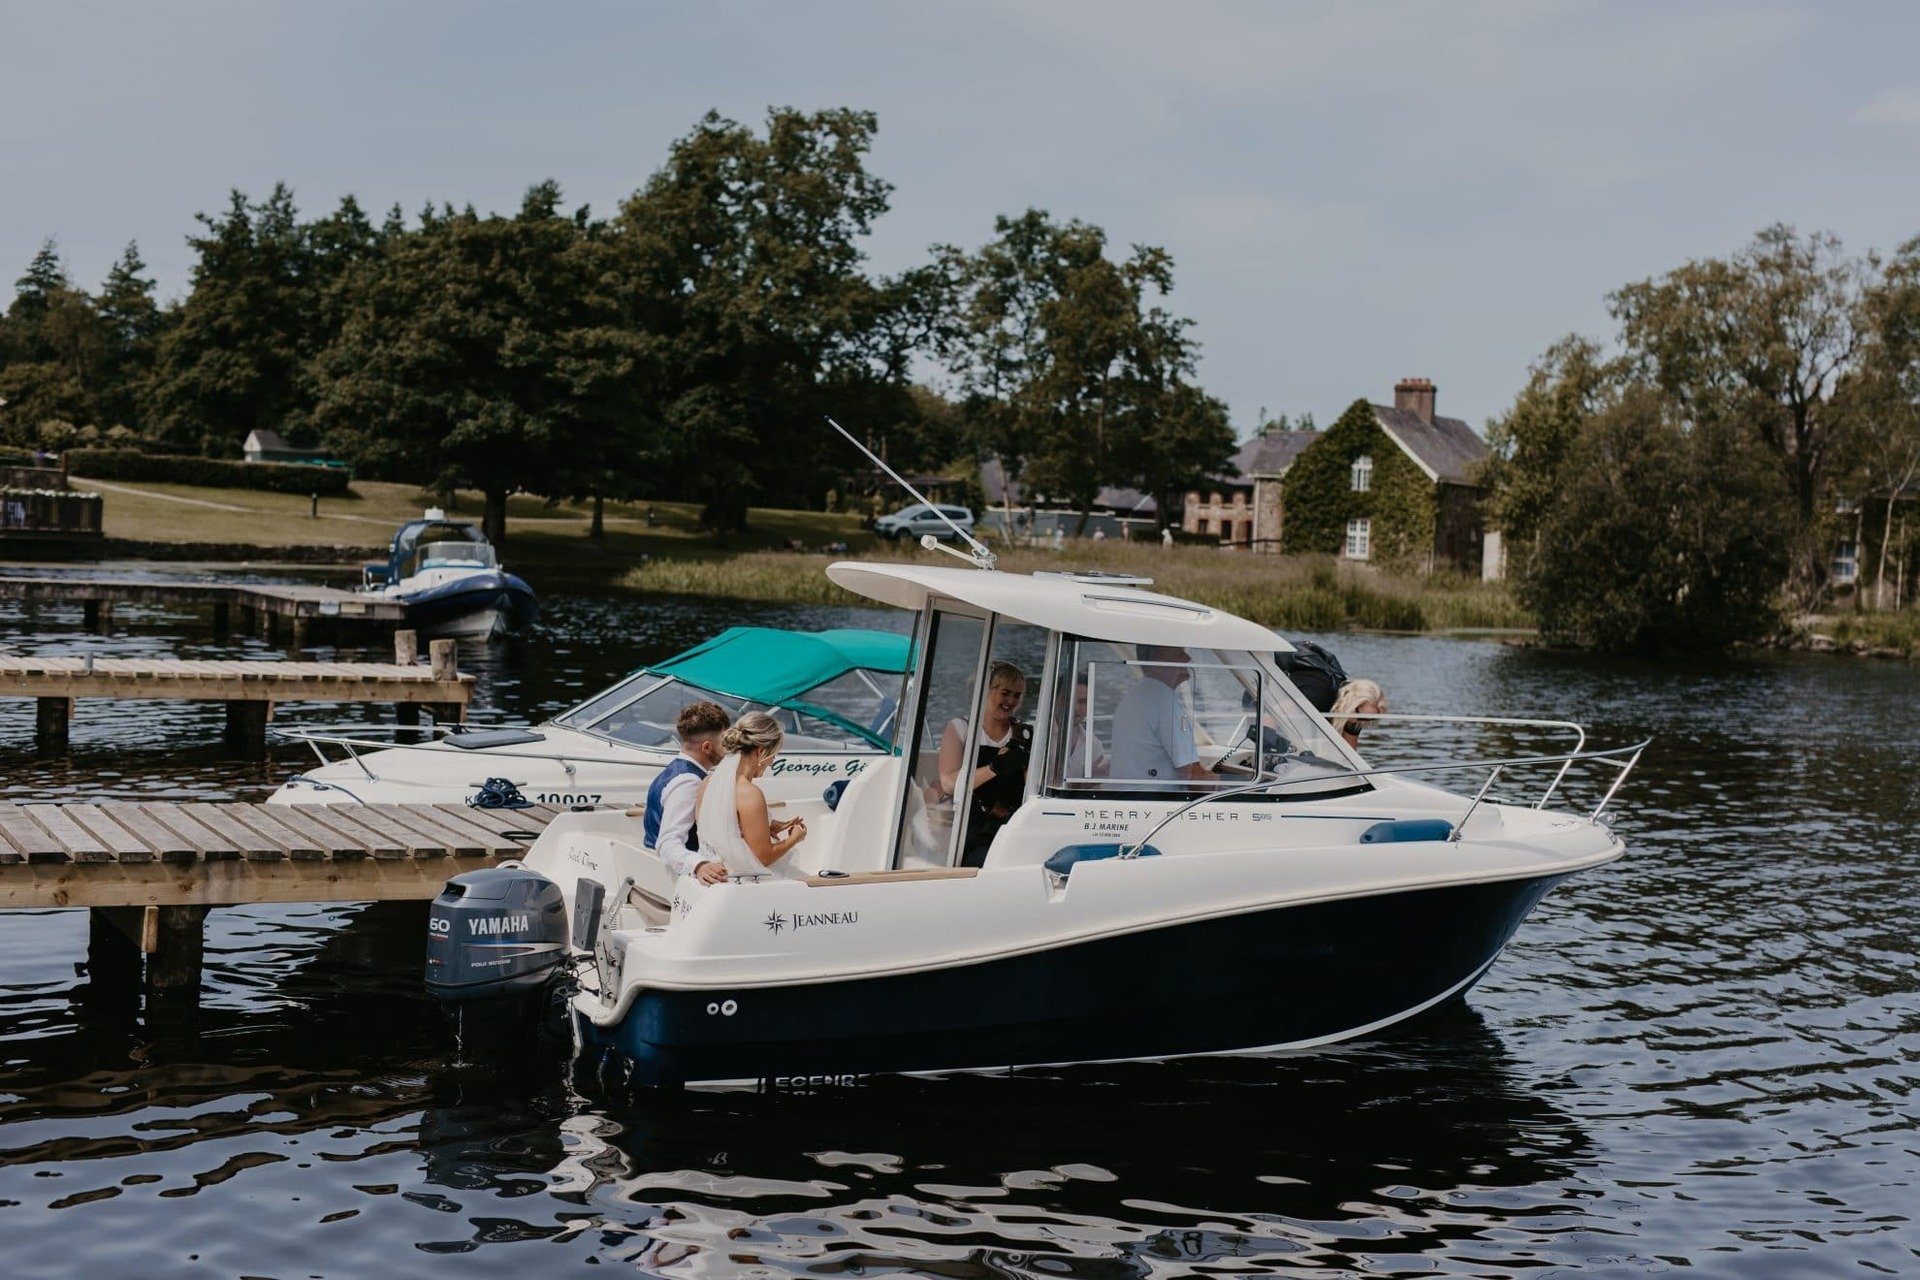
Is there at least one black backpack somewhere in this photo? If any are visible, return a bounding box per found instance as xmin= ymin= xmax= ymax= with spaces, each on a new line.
xmin=1276 ymin=640 xmax=1348 ymax=713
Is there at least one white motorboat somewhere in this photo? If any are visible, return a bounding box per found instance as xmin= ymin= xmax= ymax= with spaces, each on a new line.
xmin=425 ymin=561 xmax=1645 ymax=1089
xmin=271 ymin=626 xmax=911 ymax=811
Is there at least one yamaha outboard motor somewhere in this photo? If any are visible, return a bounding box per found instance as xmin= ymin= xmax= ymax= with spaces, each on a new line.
xmin=426 ymin=864 xmax=568 ymax=1046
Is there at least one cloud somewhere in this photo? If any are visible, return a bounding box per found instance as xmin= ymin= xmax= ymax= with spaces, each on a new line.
xmin=1853 ymin=87 xmax=1920 ymax=127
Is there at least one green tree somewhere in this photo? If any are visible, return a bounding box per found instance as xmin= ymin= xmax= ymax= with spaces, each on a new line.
xmin=1610 ymin=225 xmax=1874 ymax=585
xmin=612 ymin=108 xmax=922 ymax=529
xmin=1482 ymin=335 xmax=1618 ymax=579
xmin=1520 ymin=388 xmax=1792 ymax=653
xmin=0 ymin=240 xmax=107 ymax=441
xmin=145 ymin=186 xmax=382 ymax=454
xmin=1840 ymin=234 xmax=1920 ymax=607
xmin=93 ymin=242 xmax=167 ymax=432
xmin=311 ymin=183 xmax=647 ymax=547
xmin=937 ymin=210 xmax=1231 ymax=531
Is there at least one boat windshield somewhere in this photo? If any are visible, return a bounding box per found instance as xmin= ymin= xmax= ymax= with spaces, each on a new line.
xmin=1045 ymin=637 xmax=1363 ymax=798
xmin=404 ymin=541 xmax=496 ymax=576
xmin=553 ymin=668 xmax=902 ymax=753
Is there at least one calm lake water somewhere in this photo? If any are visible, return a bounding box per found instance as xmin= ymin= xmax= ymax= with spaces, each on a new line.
xmin=0 ymin=580 xmax=1916 ymax=1277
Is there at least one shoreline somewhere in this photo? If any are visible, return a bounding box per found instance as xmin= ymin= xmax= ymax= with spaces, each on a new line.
xmin=9 ymin=532 xmax=1911 ymax=658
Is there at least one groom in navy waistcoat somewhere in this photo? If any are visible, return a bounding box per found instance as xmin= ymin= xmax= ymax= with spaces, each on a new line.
xmin=645 ymin=700 xmax=731 ymax=884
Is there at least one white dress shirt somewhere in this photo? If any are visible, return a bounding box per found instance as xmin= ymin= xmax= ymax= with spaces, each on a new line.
xmin=653 ymin=753 xmax=708 ymax=878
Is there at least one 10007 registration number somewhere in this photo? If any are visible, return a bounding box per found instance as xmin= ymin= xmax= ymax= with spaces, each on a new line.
xmin=534 ymin=792 xmax=603 ymax=806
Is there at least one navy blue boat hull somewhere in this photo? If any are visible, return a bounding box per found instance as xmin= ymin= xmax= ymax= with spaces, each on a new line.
xmin=585 ymin=873 xmax=1568 ymax=1087
xmin=397 ymin=571 xmax=538 ymax=637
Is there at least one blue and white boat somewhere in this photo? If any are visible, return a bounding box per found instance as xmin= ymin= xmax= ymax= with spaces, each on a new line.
xmin=363 ymin=509 xmax=538 ymax=639
xmin=424 ymin=559 xmax=1648 ymax=1089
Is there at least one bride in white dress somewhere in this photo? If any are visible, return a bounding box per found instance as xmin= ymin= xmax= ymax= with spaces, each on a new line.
xmin=692 ymin=711 xmax=810 ymax=880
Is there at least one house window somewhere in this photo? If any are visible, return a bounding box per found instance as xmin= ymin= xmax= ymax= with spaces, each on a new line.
xmin=1832 ymin=541 xmax=1859 ymax=584
xmin=1350 ymin=455 xmax=1372 ymax=492
xmin=1346 ymin=518 xmax=1371 ymax=561
xmin=1196 ymin=517 xmax=1210 ymax=536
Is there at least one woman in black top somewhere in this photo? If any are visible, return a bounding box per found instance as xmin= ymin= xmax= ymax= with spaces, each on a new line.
xmin=938 ymin=661 xmax=1030 ymax=867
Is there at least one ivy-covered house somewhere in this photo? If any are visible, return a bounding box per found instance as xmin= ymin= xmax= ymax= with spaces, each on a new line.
xmin=1280 ymin=378 xmax=1491 ymax=574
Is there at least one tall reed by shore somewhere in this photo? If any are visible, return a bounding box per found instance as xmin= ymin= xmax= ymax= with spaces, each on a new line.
xmin=620 ymin=542 xmax=1530 ymax=634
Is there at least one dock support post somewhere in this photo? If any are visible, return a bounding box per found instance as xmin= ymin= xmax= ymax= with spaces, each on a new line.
xmin=211 ymin=601 xmax=231 ymax=635
xmin=147 ymin=905 xmax=209 ymax=998
xmin=394 ymin=629 xmax=418 ymax=666
xmin=426 ymin=639 xmax=464 ymax=726
xmin=224 ymin=700 xmax=270 ymax=756
xmin=260 ymin=610 xmax=279 ymax=643
xmin=84 ymin=599 xmax=114 ymax=631
xmin=290 ymin=615 xmax=310 ymax=650
xmin=86 ymin=905 xmax=208 ymax=1006
xmin=87 ymin=908 xmax=144 ymax=995
xmin=35 ymin=696 xmax=72 ymax=751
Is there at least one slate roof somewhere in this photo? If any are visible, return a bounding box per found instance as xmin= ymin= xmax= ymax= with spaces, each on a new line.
xmin=1219 ymin=430 xmax=1318 ymax=485
xmin=980 ymin=456 xmax=1156 ymax=515
xmin=1370 ymin=406 xmax=1490 ymax=486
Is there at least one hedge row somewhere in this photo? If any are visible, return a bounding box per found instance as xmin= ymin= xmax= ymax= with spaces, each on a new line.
xmin=64 ymin=449 xmax=354 ymax=496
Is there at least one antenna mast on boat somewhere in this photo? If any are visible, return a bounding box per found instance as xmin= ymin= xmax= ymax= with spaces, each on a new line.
xmin=826 ymin=415 xmax=997 ymax=570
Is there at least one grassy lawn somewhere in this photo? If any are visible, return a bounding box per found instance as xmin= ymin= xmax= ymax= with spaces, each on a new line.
xmin=77 ymin=474 xmax=877 ymax=565
xmin=623 ymin=539 xmax=1533 ymax=633
xmin=70 ymin=473 xmax=1530 ymax=633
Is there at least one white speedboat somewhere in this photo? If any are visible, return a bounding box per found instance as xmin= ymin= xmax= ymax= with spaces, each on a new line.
xmin=363 ymin=510 xmax=538 ymax=640
xmin=426 ymin=561 xmax=1645 ymax=1088
xmin=271 ymin=626 xmax=911 ymax=810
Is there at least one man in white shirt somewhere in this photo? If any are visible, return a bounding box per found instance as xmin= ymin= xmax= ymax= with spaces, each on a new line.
xmin=644 ymin=701 xmax=731 ymax=884
xmin=1107 ymin=645 xmax=1212 ymax=787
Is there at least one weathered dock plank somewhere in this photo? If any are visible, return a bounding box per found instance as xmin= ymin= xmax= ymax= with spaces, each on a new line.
xmin=0 ymin=656 xmax=470 ymax=703
xmin=1 ymin=649 xmax=471 ymax=751
xmin=0 ymin=574 xmax=406 ymax=625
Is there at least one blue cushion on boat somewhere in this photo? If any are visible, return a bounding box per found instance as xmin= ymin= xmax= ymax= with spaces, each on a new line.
xmin=1359 ymin=818 xmax=1454 ymax=844
xmin=1044 ymin=843 xmax=1162 ymax=876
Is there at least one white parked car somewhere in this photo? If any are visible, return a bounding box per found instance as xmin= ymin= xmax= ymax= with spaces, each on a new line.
xmin=874 ymin=502 xmax=975 ymax=542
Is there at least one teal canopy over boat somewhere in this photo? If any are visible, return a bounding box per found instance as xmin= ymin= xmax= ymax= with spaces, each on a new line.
xmin=649 ymin=627 xmax=912 ymax=706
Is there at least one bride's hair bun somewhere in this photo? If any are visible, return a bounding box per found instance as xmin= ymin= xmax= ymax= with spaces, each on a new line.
xmin=721 ymin=711 xmax=783 ymax=755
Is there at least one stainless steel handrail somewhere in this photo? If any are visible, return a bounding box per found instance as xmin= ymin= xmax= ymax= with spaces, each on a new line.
xmin=1121 ymin=737 xmax=1651 ymax=858
xmin=274 ymin=722 xmax=661 ymax=780
xmin=1322 ymin=712 xmax=1587 ymax=808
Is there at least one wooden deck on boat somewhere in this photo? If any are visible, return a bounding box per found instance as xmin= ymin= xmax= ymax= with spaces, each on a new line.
xmin=0 ymin=801 xmax=565 ymax=909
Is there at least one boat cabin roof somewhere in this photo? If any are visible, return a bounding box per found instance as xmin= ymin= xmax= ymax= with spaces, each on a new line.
xmin=826 ymin=562 xmax=1292 ymax=652
xmin=648 ymin=626 xmax=913 ymax=704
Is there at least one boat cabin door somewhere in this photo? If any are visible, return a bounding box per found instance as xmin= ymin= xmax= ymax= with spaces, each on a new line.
xmin=891 ymin=603 xmax=1047 ymax=871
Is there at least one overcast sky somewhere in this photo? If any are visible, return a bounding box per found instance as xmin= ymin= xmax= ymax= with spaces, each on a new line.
xmin=6 ymin=1 xmax=1920 ymax=437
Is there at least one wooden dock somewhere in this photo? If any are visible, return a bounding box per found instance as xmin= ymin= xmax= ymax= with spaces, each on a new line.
xmin=0 ymin=573 xmax=405 ymax=642
xmin=1 ymin=633 xmax=469 ymax=751
xmin=0 ymin=799 xmax=567 ymax=1001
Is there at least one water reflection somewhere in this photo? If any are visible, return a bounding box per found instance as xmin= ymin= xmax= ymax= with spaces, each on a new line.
xmin=408 ymin=1004 xmax=1590 ymax=1277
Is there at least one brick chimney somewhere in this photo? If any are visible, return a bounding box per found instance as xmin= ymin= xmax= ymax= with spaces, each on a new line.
xmin=1394 ymin=377 xmax=1436 ymax=423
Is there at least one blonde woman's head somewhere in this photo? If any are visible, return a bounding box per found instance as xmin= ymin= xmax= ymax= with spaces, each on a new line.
xmin=721 ymin=711 xmax=784 ymax=758
xmin=1331 ymin=679 xmax=1387 ymax=739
